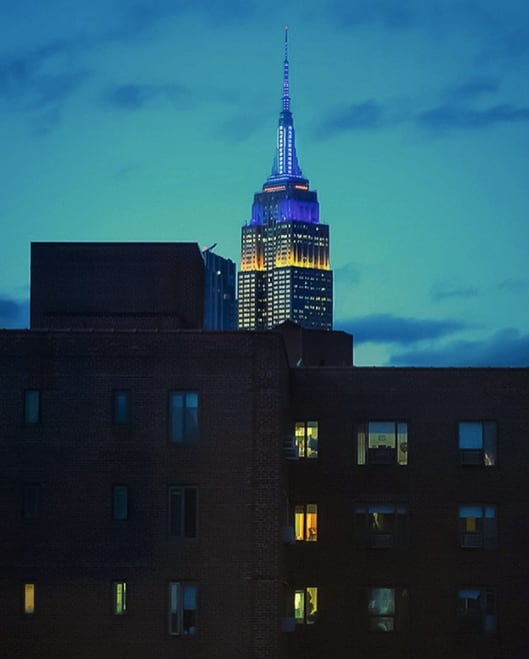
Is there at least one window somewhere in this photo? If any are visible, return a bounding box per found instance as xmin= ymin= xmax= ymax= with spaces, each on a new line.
xmin=459 ymin=422 xmax=496 ymax=466
xmin=459 ymin=506 xmax=496 ymax=548
xmin=457 ymin=588 xmax=496 ymax=634
xmin=294 ymin=504 xmax=318 ymax=541
xmin=112 ymin=485 xmax=129 ymax=520
xmin=168 ymin=582 xmax=197 ymax=636
xmin=357 ymin=422 xmax=408 ymax=465
xmin=113 ymin=390 xmax=130 ymax=425
xmin=22 ymin=483 xmax=40 ymax=520
xmin=169 ymin=392 xmax=199 ymax=443
xmin=168 ymin=487 xmax=197 ymax=538
xmin=294 ymin=421 xmax=318 ymax=458
xmin=367 ymin=587 xmax=408 ymax=632
xmin=112 ymin=581 xmax=127 ymax=615
xmin=24 ymin=582 xmax=35 ymax=615
xmin=355 ymin=504 xmax=409 ymax=548
xmin=294 ymin=586 xmax=318 ymax=624
xmin=24 ymin=390 xmax=40 ymax=425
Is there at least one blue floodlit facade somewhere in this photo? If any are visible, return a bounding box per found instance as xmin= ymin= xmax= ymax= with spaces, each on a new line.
xmin=238 ymin=29 xmax=333 ymax=331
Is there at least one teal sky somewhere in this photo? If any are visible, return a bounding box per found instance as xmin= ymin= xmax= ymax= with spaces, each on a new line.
xmin=1 ymin=0 xmax=529 ymax=365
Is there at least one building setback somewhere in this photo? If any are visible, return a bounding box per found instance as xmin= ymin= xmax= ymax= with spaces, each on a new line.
xmin=1 ymin=322 xmax=529 ymax=658
xmin=238 ymin=29 xmax=333 ymax=331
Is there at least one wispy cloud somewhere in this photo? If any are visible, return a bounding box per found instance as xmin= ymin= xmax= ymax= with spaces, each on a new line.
xmin=0 ymin=296 xmax=28 ymax=329
xmin=431 ymin=283 xmax=479 ymax=302
xmin=390 ymin=328 xmax=529 ymax=366
xmin=334 ymin=262 xmax=362 ymax=286
xmin=330 ymin=0 xmax=416 ymax=29
xmin=417 ymin=103 xmax=529 ymax=132
xmin=336 ymin=313 xmax=466 ymax=345
xmin=316 ymin=101 xmax=384 ymax=138
xmin=498 ymin=278 xmax=528 ymax=293
xmin=101 ymin=82 xmax=190 ymax=110
xmin=447 ymin=77 xmax=500 ymax=101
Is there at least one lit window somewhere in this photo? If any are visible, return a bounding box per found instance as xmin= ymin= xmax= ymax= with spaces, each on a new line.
xmin=294 ymin=504 xmax=318 ymax=541
xmin=294 ymin=421 xmax=318 ymax=458
xmin=168 ymin=486 xmax=197 ymax=538
xmin=294 ymin=586 xmax=318 ymax=624
xmin=112 ymin=581 xmax=127 ymax=615
xmin=459 ymin=505 xmax=496 ymax=548
xmin=457 ymin=588 xmax=496 ymax=634
xmin=113 ymin=485 xmax=129 ymax=521
xmin=169 ymin=392 xmax=199 ymax=443
xmin=354 ymin=504 xmax=408 ymax=548
xmin=24 ymin=582 xmax=35 ymax=615
xmin=459 ymin=422 xmax=496 ymax=466
xmin=24 ymin=390 xmax=40 ymax=425
xmin=168 ymin=582 xmax=197 ymax=636
xmin=113 ymin=390 xmax=130 ymax=425
xmin=22 ymin=483 xmax=40 ymax=520
xmin=357 ymin=422 xmax=408 ymax=465
xmin=367 ymin=587 xmax=408 ymax=632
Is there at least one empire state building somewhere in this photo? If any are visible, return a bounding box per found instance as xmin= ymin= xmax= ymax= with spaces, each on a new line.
xmin=238 ymin=29 xmax=333 ymax=330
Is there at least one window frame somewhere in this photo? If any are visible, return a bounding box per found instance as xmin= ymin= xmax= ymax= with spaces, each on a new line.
xmin=356 ymin=422 xmax=408 ymax=466
xmin=293 ymin=586 xmax=318 ymax=625
xmin=168 ymin=391 xmax=199 ymax=444
xmin=354 ymin=504 xmax=409 ymax=548
xmin=112 ymin=485 xmax=129 ymax=521
xmin=458 ymin=505 xmax=496 ymax=549
xmin=366 ymin=586 xmax=409 ymax=633
xmin=24 ymin=389 xmax=40 ymax=426
xmin=112 ymin=389 xmax=131 ymax=425
xmin=24 ymin=581 xmax=36 ymax=615
xmin=112 ymin=581 xmax=127 ymax=615
xmin=168 ymin=486 xmax=198 ymax=539
xmin=294 ymin=421 xmax=318 ymax=459
xmin=168 ymin=581 xmax=198 ymax=637
xmin=457 ymin=587 xmax=496 ymax=635
xmin=458 ymin=421 xmax=497 ymax=467
xmin=294 ymin=503 xmax=318 ymax=542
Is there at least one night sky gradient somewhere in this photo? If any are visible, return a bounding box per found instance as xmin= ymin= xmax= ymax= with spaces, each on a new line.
xmin=1 ymin=0 xmax=529 ymax=365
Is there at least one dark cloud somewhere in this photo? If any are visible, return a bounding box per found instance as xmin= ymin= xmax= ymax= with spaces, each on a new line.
xmin=0 ymin=296 xmax=28 ymax=329
xmin=330 ymin=0 xmax=416 ymax=29
xmin=498 ymin=278 xmax=528 ymax=293
xmin=102 ymin=83 xmax=189 ymax=110
xmin=334 ymin=263 xmax=361 ymax=286
xmin=336 ymin=313 xmax=466 ymax=345
xmin=431 ymin=284 xmax=479 ymax=302
xmin=417 ymin=103 xmax=529 ymax=132
xmin=316 ymin=101 xmax=384 ymax=138
xmin=390 ymin=328 xmax=529 ymax=366
xmin=447 ymin=77 xmax=500 ymax=101
xmin=217 ymin=114 xmax=263 ymax=143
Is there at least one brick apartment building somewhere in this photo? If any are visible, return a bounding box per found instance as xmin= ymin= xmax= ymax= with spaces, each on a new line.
xmin=1 ymin=243 xmax=529 ymax=658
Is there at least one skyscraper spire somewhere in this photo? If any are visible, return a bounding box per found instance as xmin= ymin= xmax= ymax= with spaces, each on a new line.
xmin=268 ymin=27 xmax=304 ymax=183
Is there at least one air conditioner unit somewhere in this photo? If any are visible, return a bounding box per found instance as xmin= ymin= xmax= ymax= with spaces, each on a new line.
xmin=281 ymin=526 xmax=296 ymax=544
xmin=461 ymin=532 xmax=483 ymax=548
xmin=283 ymin=436 xmax=299 ymax=460
xmin=460 ymin=450 xmax=483 ymax=465
xmin=281 ymin=616 xmax=297 ymax=633
xmin=370 ymin=533 xmax=393 ymax=548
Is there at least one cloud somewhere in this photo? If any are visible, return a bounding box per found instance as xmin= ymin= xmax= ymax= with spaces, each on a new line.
xmin=330 ymin=0 xmax=416 ymax=29
xmin=101 ymin=82 xmax=190 ymax=110
xmin=334 ymin=262 xmax=361 ymax=286
xmin=316 ymin=101 xmax=384 ymax=138
xmin=390 ymin=328 xmax=529 ymax=366
xmin=417 ymin=103 xmax=529 ymax=132
xmin=498 ymin=278 xmax=528 ymax=293
xmin=336 ymin=313 xmax=466 ymax=345
xmin=431 ymin=284 xmax=479 ymax=302
xmin=0 ymin=296 xmax=28 ymax=329
xmin=447 ymin=77 xmax=500 ymax=101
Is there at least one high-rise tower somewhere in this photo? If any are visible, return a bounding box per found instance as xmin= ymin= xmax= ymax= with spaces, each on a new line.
xmin=238 ymin=28 xmax=333 ymax=330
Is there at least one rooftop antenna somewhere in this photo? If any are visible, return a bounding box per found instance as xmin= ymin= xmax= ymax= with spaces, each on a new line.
xmin=282 ymin=25 xmax=290 ymax=112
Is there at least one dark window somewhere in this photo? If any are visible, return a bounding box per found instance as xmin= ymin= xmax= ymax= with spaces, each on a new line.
xmin=113 ymin=390 xmax=130 ymax=425
xmin=357 ymin=422 xmax=408 ymax=465
xmin=24 ymin=390 xmax=40 ymax=425
xmin=367 ymin=587 xmax=409 ymax=632
xmin=355 ymin=504 xmax=409 ymax=548
xmin=112 ymin=581 xmax=127 ymax=615
xmin=168 ymin=487 xmax=197 ymax=538
xmin=22 ymin=483 xmax=41 ymax=520
xmin=168 ymin=582 xmax=197 ymax=636
xmin=169 ymin=392 xmax=199 ymax=443
xmin=457 ymin=588 xmax=496 ymax=634
xmin=459 ymin=422 xmax=496 ymax=466
xmin=113 ymin=485 xmax=129 ymax=520
xmin=459 ymin=505 xmax=496 ymax=548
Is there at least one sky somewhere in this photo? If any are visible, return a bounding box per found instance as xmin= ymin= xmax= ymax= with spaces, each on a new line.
xmin=1 ymin=0 xmax=529 ymax=366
